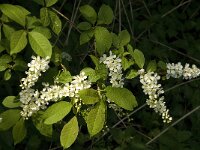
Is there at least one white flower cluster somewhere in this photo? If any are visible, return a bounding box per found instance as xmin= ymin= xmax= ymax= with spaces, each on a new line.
xmin=166 ymin=62 xmax=200 ymax=80
xmin=20 ymin=56 xmax=50 ymax=89
xmin=139 ymin=69 xmax=172 ymax=123
xmin=19 ymin=56 xmax=91 ymax=119
xmin=100 ymin=51 xmax=124 ymax=88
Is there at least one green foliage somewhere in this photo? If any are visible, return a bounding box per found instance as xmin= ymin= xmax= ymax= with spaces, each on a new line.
xmin=2 ymin=96 xmax=21 ymax=108
xmin=86 ymin=101 xmax=106 ymax=137
xmin=12 ymin=118 xmax=27 ymax=145
xmin=42 ymin=101 xmax=72 ymax=124
xmin=10 ymin=30 xmax=27 ymax=55
xmin=133 ymin=49 xmax=145 ymax=68
xmin=79 ymin=5 xmax=97 ymax=25
xmin=79 ymin=89 xmax=99 ymax=104
xmin=60 ymin=116 xmax=79 ymax=149
xmin=94 ymin=26 xmax=112 ymax=55
xmin=105 ymin=86 xmax=137 ymax=111
xmin=0 ymin=109 xmax=21 ymax=131
xmin=97 ymin=4 xmax=114 ymax=25
xmin=28 ymin=31 xmax=52 ymax=58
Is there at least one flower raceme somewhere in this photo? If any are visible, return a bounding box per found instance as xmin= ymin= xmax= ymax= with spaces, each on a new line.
xmin=138 ymin=69 xmax=172 ymax=123
xmin=166 ymin=62 xmax=200 ymax=80
xmin=19 ymin=56 xmax=91 ymax=119
xmin=100 ymin=51 xmax=124 ymax=88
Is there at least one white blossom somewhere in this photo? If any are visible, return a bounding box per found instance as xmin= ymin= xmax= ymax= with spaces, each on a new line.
xmin=139 ymin=69 xmax=172 ymax=123
xmin=19 ymin=60 xmax=91 ymax=119
xmin=166 ymin=62 xmax=200 ymax=80
xmin=20 ymin=56 xmax=50 ymax=89
xmin=100 ymin=51 xmax=124 ymax=88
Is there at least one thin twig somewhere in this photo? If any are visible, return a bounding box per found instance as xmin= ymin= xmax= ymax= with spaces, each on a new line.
xmin=150 ymin=40 xmax=200 ymax=63
xmin=161 ymin=0 xmax=192 ymax=18
xmin=118 ymin=0 xmax=121 ymax=32
xmin=146 ymin=105 xmax=200 ymax=145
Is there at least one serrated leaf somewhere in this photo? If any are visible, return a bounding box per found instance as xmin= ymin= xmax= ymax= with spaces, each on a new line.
xmin=79 ymin=5 xmax=97 ymax=24
xmin=133 ymin=49 xmax=145 ymax=68
xmin=60 ymin=116 xmax=79 ymax=149
xmin=49 ymin=10 xmax=62 ymax=35
xmin=12 ymin=118 xmax=27 ymax=145
xmin=3 ymin=24 xmax=15 ymax=40
xmin=32 ymin=112 xmax=52 ymax=137
xmin=28 ymin=31 xmax=52 ymax=58
xmin=0 ymin=4 xmax=30 ymax=26
xmin=86 ymin=101 xmax=106 ymax=137
xmin=126 ymin=69 xmax=138 ymax=79
xmin=80 ymin=30 xmax=94 ymax=45
xmin=43 ymin=101 xmax=72 ymax=124
xmin=2 ymin=96 xmax=21 ymax=108
xmin=32 ymin=27 xmax=51 ymax=39
xmin=0 ymin=109 xmax=21 ymax=131
xmin=94 ymin=26 xmax=112 ymax=55
xmin=105 ymin=86 xmax=137 ymax=110
xmin=10 ymin=30 xmax=27 ymax=55
xmin=147 ymin=60 xmax=157 ymax=72
xmin=45 ymin=0 xmax=58 ymax=7
xmin=0 ymin=54 xmax=12 ymax=64
xmin=40 ymin=7 xmax=50 ymax=26
xmin=79 ymin=89 xmax=99 ymax=104
xmin=119 ymin=30 xmax=130 ymax=46
xmin=97 ymin=4 xmax=113 ymax=25
xmin=77 ymin=22 xmax=92 ymax=31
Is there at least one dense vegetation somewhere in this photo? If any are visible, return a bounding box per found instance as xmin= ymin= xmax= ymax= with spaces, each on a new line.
xmin=0 ymin=0 xmax=200 ymax=149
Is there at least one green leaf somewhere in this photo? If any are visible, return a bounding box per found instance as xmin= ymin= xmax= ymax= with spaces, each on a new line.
xmin=0 ymin=109 xmax=21 ymax=131
xmin=94 ymin=26 xmax=112 ymax=55
xmin=13 ymin=57 xmax=27 ymax=71
xmin=77 ymin=22 xmax=92 ymax=31
xmin=119 ymin=30 xmax=130 ymax=46
xmin=43 ymin=101 xmax=72 ymax=124
xmin=126 ymin=69 xmax=138 ymax=79
xmin=133 ymin=49 xmax=145 ymax=68
xmin=0 ymin=4 xmax=30 ymax=26
xmin=60 ymin=116 xmax=79 ymax=149
xmin=49 ymin=10 xmax=62 ymax=35
xmin=89 ymin=55 xmax=99 ymax=67
xmin=0 ymin=54 xmax=12 ymax=64
xmin=80 ymin=30 xmax=94 ymax=45
xmin=105 ymin=86 xmax=137 ymax=111
xmin=32 ymin=27 xmax=51 ymax=39
xmin=26 ymin=16 xmax=42 ymax=29
xmin=2 ymin=96 xmax=21 ymax=108
xmin=79 ymin=5 xmax=97 ymax=24
xmin=158 ymin=61 xmax=166 ymax=70
xmin=3 ymin=24 xmax=15 ymax=40
xmin=45 ymin=0 xmax=58 ymax=7
xmin=81 ymin=68 xmax=100 ymax=82
xmin=56 ymin=70 xmax=72 ymax=84
xmin=4 ymin=69 xmax=11 ymax=80
xmin=10 ymin=30 xmax=27 ymax=55
xmin=40 ymin=7 xmax=50 ymax=26
xmin=79 ymin=89 xmax=99 ymax=104
xmin=86 ymin=101 xmax=106 ymax=137
xmin=111 ymin=33 xmax=120 ymax=48
xmin=12 ymin=118 xmax=27 ymax=145
xmin=147 ymin=60 xmax=157 ymax=72
xmin=95 ymin=63 xmax=108 ymax=80
xmin=0 ymin=62 xmax=9 ymax=72
xmin=51 ymin=46 xmax=62 ymax=65
xmin=97 ymin=4 xmax=114 ymax=25
xmin=121 ymin=57 xmax=134 ymax=71
xmin=32 ymin=112 xmax=52 ymax=137
xmin=28 ymin=31 xmax=52 ymax=58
